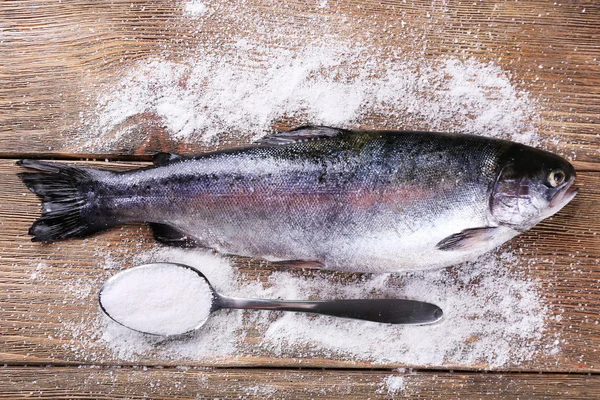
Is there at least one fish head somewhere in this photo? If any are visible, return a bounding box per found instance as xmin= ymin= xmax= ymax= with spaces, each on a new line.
xmin=490 ymin=144 xmax=577 ymax=231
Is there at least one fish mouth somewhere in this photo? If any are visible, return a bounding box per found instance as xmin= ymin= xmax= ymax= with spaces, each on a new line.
xmin=549 ymin=181 xmax=578 ymax=210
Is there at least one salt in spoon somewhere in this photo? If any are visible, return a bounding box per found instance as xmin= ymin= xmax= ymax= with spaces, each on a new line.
xmin=99 ymin=262 xmax=443 ymax=337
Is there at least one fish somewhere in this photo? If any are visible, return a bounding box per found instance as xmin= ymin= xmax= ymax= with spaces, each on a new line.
xmin=17 ymin=126 xmax=578 ymax=272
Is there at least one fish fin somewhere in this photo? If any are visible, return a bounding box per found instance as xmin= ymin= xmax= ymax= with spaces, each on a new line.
xmin=436 ymin=227 xmax=499 ymax=251
xmin=153 ymin=152 xmax=185 ymax=166
xmin=274 ymin=260 xmax=325 ymax=269
xmin=149 ymin=223 xmax=199 ymax=247
xmin=17 ymin=160 xmax=116 ymax=242
xmin=254 ymin=125 xmax=350 ymax=145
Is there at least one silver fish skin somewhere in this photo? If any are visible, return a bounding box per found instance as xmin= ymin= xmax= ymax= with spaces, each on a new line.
xmin=18 ymin=126 xmax=577 ymax=272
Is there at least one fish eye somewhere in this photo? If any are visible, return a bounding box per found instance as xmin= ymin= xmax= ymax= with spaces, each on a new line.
xmin=548 ymin=169 xmax=566 ymax=187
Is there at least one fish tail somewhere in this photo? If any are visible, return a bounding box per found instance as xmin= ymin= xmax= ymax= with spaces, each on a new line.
xmin=17 ymin=159 xmax=117 ymax=242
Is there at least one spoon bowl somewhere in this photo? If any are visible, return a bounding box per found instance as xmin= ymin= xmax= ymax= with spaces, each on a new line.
xmin=99 ymin=262 xmax=443 ymax=337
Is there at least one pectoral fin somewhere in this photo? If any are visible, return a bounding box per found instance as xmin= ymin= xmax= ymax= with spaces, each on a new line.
xmin=149 ymin=223 xmax=199 ymax=247
xmin=436 ymin=227 xmax=499 ymax=251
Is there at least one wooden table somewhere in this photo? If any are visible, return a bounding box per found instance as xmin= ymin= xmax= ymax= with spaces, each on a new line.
xmin=1 ymin=0 xmax=599 ymax=398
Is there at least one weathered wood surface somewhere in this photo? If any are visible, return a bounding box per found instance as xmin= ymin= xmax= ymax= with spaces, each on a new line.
xmin=1 ymin=0 xmax=599 ymax=164
xmin=1 ymin=0 xmax=600 ymax=398
xmin=1 ymin=160 xmax=599 ymax=372
xmin=2 ymin=367 xmax=600 ymax=399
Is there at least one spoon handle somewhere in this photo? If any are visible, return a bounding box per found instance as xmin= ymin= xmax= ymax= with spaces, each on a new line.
xmin=217 ymin=296 xmax=443 ymax=325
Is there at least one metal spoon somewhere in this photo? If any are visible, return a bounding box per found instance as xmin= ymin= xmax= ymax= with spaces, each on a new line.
xmin=99 ymin=262 xmax=443 ymax=337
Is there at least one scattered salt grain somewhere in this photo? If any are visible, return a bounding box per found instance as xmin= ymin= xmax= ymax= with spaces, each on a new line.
xmin=99 ymin=263 xmax=214 ymax=336
xmin=79 ymin=247 xmax=554 ymax=368
xmin=86 ymin=50 xmax=538 ymax=150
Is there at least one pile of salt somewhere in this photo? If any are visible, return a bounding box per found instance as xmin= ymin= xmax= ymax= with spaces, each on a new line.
xmin=99 ymin=264 xmax=214 ymax=336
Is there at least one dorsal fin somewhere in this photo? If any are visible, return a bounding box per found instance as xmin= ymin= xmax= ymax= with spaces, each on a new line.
xmin=254 ymin=125 xmax=350 ymax=146
xmin=153 ymin=152 xmax=185 ymax=166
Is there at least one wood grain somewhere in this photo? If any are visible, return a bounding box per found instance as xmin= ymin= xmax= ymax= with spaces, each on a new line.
xmin=1 ymin=367 xmax=600 ymax=399
xmin=2 ymin=0 xmax=600 ymax=396
xmin=1 ymin=0 xmax=599 ymax=164
xmin=1 ymin=160 xmax=599 ymax=372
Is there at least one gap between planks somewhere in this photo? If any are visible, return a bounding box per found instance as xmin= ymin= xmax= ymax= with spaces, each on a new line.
xmin=2 ymin=361 xmax=600 ymax=377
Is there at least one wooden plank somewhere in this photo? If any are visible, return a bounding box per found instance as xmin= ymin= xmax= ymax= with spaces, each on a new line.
xmin=1 ymin=0 xmax=599 ymax=164
xmin=573 ymin=160 xmax=600 ymax=173
xmin=0 ymin=159 xmax=599 ymax=372
xmin=1 ymin=366 xmax=600 ymax=399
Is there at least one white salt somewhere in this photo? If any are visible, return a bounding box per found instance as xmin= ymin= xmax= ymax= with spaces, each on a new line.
xmin=383 ymin=376 xmax=405 ymax=394
xmin=99 ymin=263 xmax=214 ymax=336
xmin=184 ymin=1 xmax=208 ymax=17
xmin=85 ymin=51 xmax=538 ymax=150
xmin=79 ymin=247 xmax=553 ymax=368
